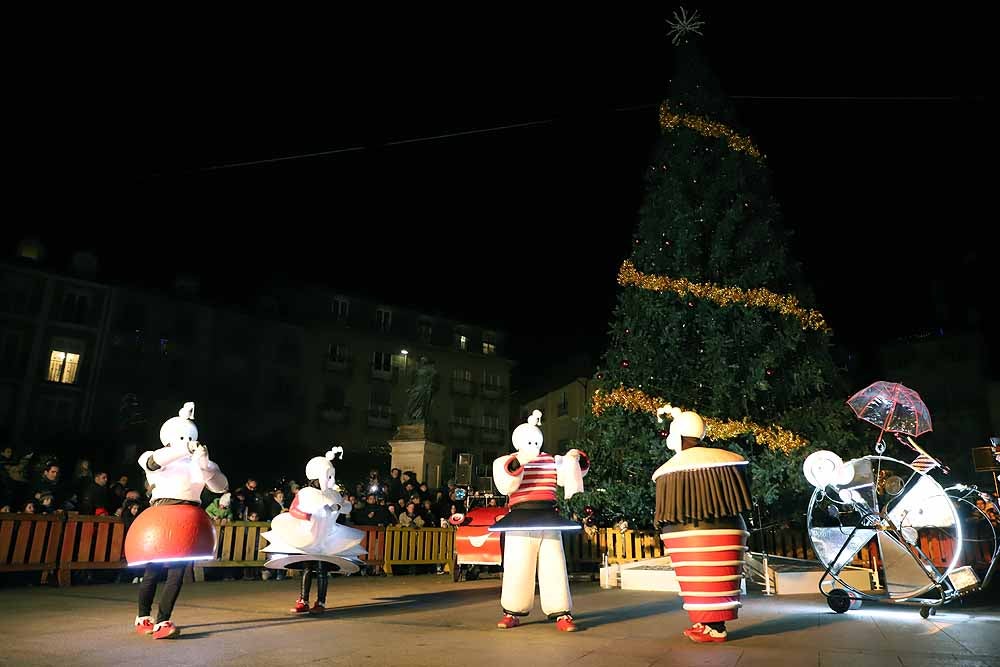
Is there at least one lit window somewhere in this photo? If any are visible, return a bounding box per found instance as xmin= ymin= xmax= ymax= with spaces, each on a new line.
xmin=482 ymin=332 xmax=497 ymax=355
xmin=48 ymin=350 xmax=80 ymax=384
xmin=457 ymin=334 xmax=467 ymax=351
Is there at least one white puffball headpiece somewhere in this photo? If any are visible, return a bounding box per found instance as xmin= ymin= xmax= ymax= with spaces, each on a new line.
xmin=512 ymin=410 xmax=544 ymax=451
xmin=159 ymin=401 xmax=198 ymax=446
xmin=657 ymin=403 xmax=705 ymax=454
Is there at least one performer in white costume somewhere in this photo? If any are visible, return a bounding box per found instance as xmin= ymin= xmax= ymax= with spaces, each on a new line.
xmin=489 ymin=410 xmax=589 ymax=632
xmin=125 ymin=402 xmax=229 ymax=639
xmin=262 ymin=447 xmax=366 ymax=614
xmin=652 ymin=405 xmax=752 ymax=644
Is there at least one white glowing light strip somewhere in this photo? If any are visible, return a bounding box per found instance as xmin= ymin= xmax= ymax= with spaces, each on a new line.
xmin=678 ymin=589 xmax=741 ymax=597
xmin=489 ymin=525 xmax=581 ymax=532
xmin=128 ymin=555 xmax=216 ymax=567
xmin=661 ymin=529 xmax=750 ymax=540
xmin=683 ymin=601 xmax=742 ymax=610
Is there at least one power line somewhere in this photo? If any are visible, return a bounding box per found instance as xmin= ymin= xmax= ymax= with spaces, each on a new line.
xmin=181 ymin=95 xmax=977 ymax=173
xmin=194 ymin=118 xmax=554 ymax=173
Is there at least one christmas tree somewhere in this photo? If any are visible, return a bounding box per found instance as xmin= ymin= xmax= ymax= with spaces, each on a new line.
xmin=570 ymin=13 xmax=863 ymax=529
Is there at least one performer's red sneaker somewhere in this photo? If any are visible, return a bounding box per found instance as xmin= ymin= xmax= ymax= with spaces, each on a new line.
xmin=684 ymin=624 xmax=727 ymax=643
xmin=496 ymin=614 xmax=520 ymax=629
xmin=555 ymin=615 xmax=578 ymax=632
xmin=290 ymin=598 xmax=310 ymax=614
xmin=309 ymin=602 xmax=326 ymax=615
xmin=134 ymin=616 xmax=154 ymax=635
xmin=152 ymin=621 xmax=180 ymax=640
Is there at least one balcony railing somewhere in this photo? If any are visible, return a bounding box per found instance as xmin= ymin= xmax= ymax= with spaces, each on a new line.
xmin=318 ymin=405 xmax=351 ymax=425
xmin=367 ymin=405 xmax=393 ymax=429
xmin=450 ymin=378 xmax=475 ymax=395
xmin=480 ymin=427 xmax=504 ymax=444
xmin=324 ymin=357 xmax=353 ymax=374
xmin=449 ymin=421 xmax=476 ymax=440
xmin=370 ymin=365 xmax=397 ymax=382
xmin=480 ymin=383 xmax=505 ymax=399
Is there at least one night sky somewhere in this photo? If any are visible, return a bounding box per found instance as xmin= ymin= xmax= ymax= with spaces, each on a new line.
xmin=7 ymin=6 xmax=994 ymax=385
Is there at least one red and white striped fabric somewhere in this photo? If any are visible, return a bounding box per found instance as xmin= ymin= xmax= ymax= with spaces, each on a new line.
xmin=661 ymin=528 xmax=749 ymax=624
xmin=507 ymin=453 xmax=558 ymax=505
xmin=911 ymin=454 xmax=939 ymax=474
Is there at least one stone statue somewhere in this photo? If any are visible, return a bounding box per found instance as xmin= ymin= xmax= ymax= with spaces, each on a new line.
xmin=404 ymin=357 xmax=438 ymax=426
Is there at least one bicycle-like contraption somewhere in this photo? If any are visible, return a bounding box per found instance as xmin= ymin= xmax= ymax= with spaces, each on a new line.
xmin=802 ymin=381 xmax=999 ymax=617
xmin=805 ymin=449 xmax=997 ymax=617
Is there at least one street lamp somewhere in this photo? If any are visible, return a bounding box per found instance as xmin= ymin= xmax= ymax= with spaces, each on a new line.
xmin=400 ymin=349 xmax=408 ymax=371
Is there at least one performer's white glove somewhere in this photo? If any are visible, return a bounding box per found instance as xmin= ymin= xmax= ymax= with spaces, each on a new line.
xmin=191 ymin=443 xmax=211 ymax=469
xmin=564 ymin=449 xmax=582 ymax=460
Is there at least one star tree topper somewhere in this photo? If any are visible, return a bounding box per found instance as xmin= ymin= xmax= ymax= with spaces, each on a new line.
xmin=666 ymin=6 xmax=705 ymax=46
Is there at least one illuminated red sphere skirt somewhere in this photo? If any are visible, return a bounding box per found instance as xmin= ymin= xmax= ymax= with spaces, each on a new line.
xmin=125 ymin=504 xmax=217 ymax=566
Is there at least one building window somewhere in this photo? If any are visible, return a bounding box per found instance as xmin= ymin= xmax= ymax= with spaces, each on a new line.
xmin=61 ymin=290 xmax=91 ymax=324
xmin=371 ymin=351 xmax=393 ymax=372
xmin=375 ymin=308 xmax=392 ymax=332
xmin=331 ymin=297 xmax=350 ymax=320
xmin=455 ymin=333 xmax=468 ymax=351
xmin=324 ymin=385 xmax=345 ymax=408
xmin=159 ymin=338 xmax=170 ymax=356
xmin=417 ymin=320 xmax=433 ymax=342
xmin=482 ymin=332 xmax=496 ymax=356
xmin=328 ymin=343 xmax=349 ymax=362
xmin=557 ymin=391 xmax=569 ymax=416
xmin=483 ymin=371 xmax=502 ymax=389
xmin=48 ymin=350 xmax=80 ymax=384
xmin=481 ymin=414 xmax=505 ymax=431
xmin=0 ymin=330 xmax=22 ymax=372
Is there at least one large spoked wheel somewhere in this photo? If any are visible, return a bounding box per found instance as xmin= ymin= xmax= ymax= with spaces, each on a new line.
xmin=807 ymin=455 xmax=962 ymax=602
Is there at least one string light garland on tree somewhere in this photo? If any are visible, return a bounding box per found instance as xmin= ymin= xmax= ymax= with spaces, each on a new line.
xmin=618 ymin=260 xmax=830 ymax=332
xmin=659 ymin=101 xmax=763 ymax=161
xmin=591 ymin=386 xmax=809 ymax=454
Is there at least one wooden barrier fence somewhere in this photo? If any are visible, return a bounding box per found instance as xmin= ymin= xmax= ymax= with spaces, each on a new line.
xmin=1 ymin=514 xmax=993 ymax=585
xmin=563 ymin=528 xmax=665 ymax=566
xmin=57 ymin=514 xmax=127 ymax=586
xmin=382 ymin=526 xmax=453 ymax=575
xmin=0 ymin=513 xmax=64 ymax=583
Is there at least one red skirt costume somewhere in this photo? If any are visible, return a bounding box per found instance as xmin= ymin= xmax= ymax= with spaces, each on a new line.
xmin=655 ymin=447 xmax=752 ymax=625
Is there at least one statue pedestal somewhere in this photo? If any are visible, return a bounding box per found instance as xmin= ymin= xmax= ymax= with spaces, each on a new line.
xmin=390 ymin=425 xmax=446 ymax=489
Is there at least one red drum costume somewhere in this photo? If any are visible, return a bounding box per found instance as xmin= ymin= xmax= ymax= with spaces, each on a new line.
xmin=126 ymin=402 xmax=228 ymax=640
xmin=653 ymin=405 xmax=752 ymax=643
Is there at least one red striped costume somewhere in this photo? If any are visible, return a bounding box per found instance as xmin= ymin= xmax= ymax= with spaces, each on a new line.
xmin=654 ymin=447 xmax=752 ymax=625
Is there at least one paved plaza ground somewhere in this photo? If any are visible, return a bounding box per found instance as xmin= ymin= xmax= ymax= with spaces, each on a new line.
xmin=0 ymin=574 xmax=997 ymax=666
